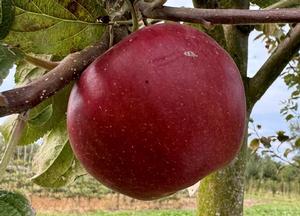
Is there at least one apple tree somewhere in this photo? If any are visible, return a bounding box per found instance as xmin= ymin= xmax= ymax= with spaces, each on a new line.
xmin=0 ymin=0 xmax=299 ymax=216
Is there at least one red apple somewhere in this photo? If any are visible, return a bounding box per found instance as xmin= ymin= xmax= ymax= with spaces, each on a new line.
xmin=67 ymin=23 xmax=246 ymax=200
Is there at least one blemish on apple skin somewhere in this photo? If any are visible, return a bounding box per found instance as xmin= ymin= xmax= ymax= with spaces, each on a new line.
xmin=184 ymin=51 xmax=198 ymax=58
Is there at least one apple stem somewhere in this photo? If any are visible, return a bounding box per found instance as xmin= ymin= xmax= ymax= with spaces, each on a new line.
xmin=0 ymin=112 xmax=28 ymax=180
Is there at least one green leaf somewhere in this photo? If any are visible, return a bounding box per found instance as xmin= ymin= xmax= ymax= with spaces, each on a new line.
xmin=250 ymin=138 xmax=260 ymax=151
xmin=291 ymin=90 xmax=300 ymax=98
xmin=0 ymin=190 xmax=35 ymax=216
xmin=276 ymin=131 xmax=290 ymax=142
xmin=0 ymin=0 xmax=15 ymax=39
xmin=294 ymin=138 xmax=300 ymax=148
xmin=285 ymin=114 xmax=294 ymax=121
xmin=283 ymin=148 xmax=292 ymax=158
xmin=0 ymin=44 xmax=23 ymax=85
xmin=28 ymin=104 xmax=53 ymax=127
xmin=250 ymin=0 xmax=280 ymax=8
xmin=0 ymin=83 xmax=72 ymax=146
xmin=32 ymin=120 xmax=85 ymax=188
xmin=4 ymin=0 xmax=106 ymax=57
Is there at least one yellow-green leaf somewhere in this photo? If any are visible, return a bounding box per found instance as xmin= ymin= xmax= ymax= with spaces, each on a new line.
xmin=4 ymin=0 xmax=106 ymax=57
xmin=250 ymin=138 xmax=260 ymax=151
xmin=31 ymin=120 xmax=83 ymax=188
xmin=283 ymin=148 xmax=292 ymax=158
xmin=250 ymin=0 xmax=280 ymax=8
xmin=28 ymin=104 xmax=53 ymax=127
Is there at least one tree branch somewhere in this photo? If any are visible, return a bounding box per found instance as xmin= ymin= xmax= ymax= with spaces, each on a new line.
xmin=0 ymin=28 xmax=128 ymax=117
xmin=136 ymin=1 xmax=300 ymax=24
xmin=248 ymin=24 xmax=300 ymax=106
xmin=0 ymin=31 xmax=109 ymax=116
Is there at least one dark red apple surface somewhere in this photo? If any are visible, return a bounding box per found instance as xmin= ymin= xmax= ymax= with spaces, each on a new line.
xmin=67 ymin=23 xmax=246 ymax=200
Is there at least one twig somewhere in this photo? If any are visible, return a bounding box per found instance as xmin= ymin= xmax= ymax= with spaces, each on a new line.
xmin=125 ymin=0 xmax=139 ymax=31
xmin=248 ymin=24 xmax=300 ymax=106
xmin=108 ymin=20 xmax=133 ymax=25
xmin=136 ymin=1 xmax=300 ymax=24
xmin=0 ymin=112 xmax=28 ymax=180
xmin=266 ymin=0 xmax=300 ymax=9
xmin=25 ymin=54 xmax=59 ymax=71
xmin=109 ymin=25 xmax=114 ymax=47
xmin=0 ymin=27 xmax=128 ymax=117
xmin=268 ymin=149 xmax=300 ymax=169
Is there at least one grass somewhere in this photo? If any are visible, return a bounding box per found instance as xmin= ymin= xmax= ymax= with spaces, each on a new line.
xmin=244 ymin=194 xmax=300 ymax=216
xmin=38 ymin=205 xmax=300 ymax=216
xmin=39 ymin=210 xmax=194 ymax=216
xmin=38 ymin=195 xmax=300 ymax=216
xmin=245 ymin=204 xmax=300 ymax=216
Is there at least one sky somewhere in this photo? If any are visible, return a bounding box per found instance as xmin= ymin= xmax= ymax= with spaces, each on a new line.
xmin=0 ymin=0 xmax=293 ymax=138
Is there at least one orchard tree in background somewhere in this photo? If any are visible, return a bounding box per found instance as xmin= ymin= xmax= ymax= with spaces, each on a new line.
xmin=0 ymin=0 xmax=300 ymax=216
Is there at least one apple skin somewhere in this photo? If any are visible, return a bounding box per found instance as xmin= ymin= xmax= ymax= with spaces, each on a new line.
xmin=67 ymin=23 xmax=246 ymax=200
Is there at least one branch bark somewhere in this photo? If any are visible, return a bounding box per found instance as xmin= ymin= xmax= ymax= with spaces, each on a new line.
xmin=136 ymin=2 xmax=300 ymax=24
xmin=248 ymin=24 xmax=300 ymax=107
xmin=0 ymin=28 xmax=128 ymax=117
